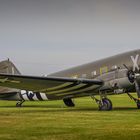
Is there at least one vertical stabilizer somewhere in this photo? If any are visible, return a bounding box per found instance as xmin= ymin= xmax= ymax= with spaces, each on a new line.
xmin=0 ymin=59 xmax=21 ymax=75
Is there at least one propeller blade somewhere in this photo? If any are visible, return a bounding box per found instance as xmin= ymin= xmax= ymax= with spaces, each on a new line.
xmin=135 ymin=73 xmax=140 ymax=78
xmin=134 ymin=80 xmax=140 ymax=99
xmin=123 ymin=64 xmax=129 ymax=70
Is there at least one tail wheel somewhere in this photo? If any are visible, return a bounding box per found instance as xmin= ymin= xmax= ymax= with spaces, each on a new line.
xmin=16 ymin=102 xmax=22 ymax=107
xmin=16 ymin=100 xmax=25 ymax=107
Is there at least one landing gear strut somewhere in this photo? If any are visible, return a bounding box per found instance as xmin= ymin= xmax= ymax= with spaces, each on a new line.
xmin=63 ymin=98 xmax=75 ymax=107
xmin=91 ymin=96 xmax=113 ymax=111
xmin=16 ymin=100 xmax=25 ymax=107
xmin=127 ymin=93 xmax=140 ymax=109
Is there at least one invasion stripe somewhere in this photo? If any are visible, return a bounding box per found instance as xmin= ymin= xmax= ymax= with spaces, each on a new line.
xmin=32 ymin=94 xmax=39 ymax=101
xmin=36 ymin=92 xmax=43 ymax=101
xmin=65 ymin=86 xmax=100 ymax=98
xmin=40 ymin=83 xmax=79 ymax=93
xmin=26 ymin=92 xmax=34 ymax=101
xmin=21 ymin=93 xmax=30 ymax=101
xmin=56 ymin=85 xmax=100 ymax=96
xmin=27 ymin=95 xmax=34 ymax=101
xmin=53 ymin=84 xmax=93 ymax=95
xmin=51 ymin=83 xmax=81 ymax=91
xmin=47 ymin=83 xmax=87 ymax=94
xmin=40 ymin=93 xmax=48 ymax=100
xmin=46 ymin=82 xmax=73 ymax=91
xmin=57 ymin=84 xmax=94 ymax=94
xmin=20 ymin=90 xmax=29 ymax=101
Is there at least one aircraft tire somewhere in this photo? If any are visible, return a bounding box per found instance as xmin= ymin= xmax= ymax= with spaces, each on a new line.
xmin=137 ymin=101 xmax=140 ymax=109
xmin=99 ymin=98 xmax=112 ymax=111
xmin=63 ymin=98 xmax=75 ymax=107
xmin=16 ymin=102 xmax=22 ymax=107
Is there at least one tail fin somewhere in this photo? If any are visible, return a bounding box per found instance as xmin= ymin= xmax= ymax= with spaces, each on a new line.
xmin=0 ymin=59 xmax=21 ymax=75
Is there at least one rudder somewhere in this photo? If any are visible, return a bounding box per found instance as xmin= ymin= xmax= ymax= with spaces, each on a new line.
xmin=0 ymin=59 xmax=21 ymax=75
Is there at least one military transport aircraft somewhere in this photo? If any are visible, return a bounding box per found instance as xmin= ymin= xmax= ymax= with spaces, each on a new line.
xmin=0 ymin=49 xmax=140 ymax=111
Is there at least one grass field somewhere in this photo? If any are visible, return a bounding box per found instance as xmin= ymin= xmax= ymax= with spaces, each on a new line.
xmin=0 ymin=94 xmax=140 ymax=140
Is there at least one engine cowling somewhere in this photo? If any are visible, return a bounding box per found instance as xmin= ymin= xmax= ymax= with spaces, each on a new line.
xmin=99 ymin=69 xmax=134 ymax=93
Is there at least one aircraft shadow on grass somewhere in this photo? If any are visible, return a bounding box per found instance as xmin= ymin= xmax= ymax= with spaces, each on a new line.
xmin=0 ymin=104 xmax=138 ymax=112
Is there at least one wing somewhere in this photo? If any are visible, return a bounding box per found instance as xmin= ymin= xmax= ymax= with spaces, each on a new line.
xmin=0 ymin=74 xmax=103 ymax=99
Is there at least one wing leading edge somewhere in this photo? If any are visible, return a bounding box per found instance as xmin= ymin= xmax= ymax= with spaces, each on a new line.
xmin=0 ymin=74 xmax=103 ymax=99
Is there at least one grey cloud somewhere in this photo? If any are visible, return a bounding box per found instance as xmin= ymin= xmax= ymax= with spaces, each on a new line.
xmin=0 ymin=0 xmax=140 ymax=75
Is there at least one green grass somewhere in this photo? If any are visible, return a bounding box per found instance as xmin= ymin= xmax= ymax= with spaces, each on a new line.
xmin=0 ymin=94 xmax=140 ymax=140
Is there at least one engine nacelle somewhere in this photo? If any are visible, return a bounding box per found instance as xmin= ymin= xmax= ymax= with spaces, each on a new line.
xmin=109 ymin=77 xmax=133 ymax=89
xmin=99 ymin=69 xmax=134 ymax=93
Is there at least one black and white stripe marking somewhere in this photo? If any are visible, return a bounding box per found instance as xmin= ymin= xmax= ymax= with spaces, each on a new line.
xmin=46 ymin=83 xmax=100 ymax=96
xmin=20 ymin=90 xmax=48 ymax=101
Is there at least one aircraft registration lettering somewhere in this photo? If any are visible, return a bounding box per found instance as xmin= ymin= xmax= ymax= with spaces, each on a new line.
xmin=131 ymin=54 xmax=140 ymax=71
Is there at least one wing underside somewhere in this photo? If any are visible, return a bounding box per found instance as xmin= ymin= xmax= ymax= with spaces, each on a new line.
xmin=0 ymin=74 xmax=103 ymax=99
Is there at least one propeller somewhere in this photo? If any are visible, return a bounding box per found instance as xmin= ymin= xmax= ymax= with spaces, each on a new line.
xmin=123 ymin=64 xmax=140 ymax=99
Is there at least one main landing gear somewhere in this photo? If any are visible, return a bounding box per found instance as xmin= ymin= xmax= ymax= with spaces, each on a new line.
xmin=127 ymin=93 xmax=140 ymax=109
xmin=63 ymin=98 xmax=75 ymax=107
xmin=91 ymin=96 xmax=113 ymax=111
xmin=16 ymin=100 xmax=25 ymax=107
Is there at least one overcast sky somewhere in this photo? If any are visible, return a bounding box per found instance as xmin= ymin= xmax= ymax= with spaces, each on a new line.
xmin=0 ymin=0 xmax=140 ymax=75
